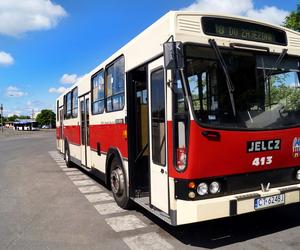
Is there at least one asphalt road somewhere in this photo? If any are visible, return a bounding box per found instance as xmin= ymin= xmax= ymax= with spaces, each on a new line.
xmin=1 ymin=130 xmax=300 ymax=249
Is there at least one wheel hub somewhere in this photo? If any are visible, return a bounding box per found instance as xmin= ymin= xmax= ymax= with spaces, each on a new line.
xmin=111 ymin=167 xmax=124 ymax=195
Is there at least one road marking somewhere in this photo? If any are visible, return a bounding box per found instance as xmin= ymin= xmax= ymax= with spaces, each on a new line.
xmin=78 ymin=185 xmax=103 ymax=194
xmin=62 ymin=168 xmax=78 ymax=172
xmin=56 ymin=161 xmax=66 ymax=164
xmin=73 ymin=179 xmax=95 ymax=186
xmin=69 ymin=175 xmax=91 ymax=180
xmin=65 ymin=171 xmax=82 ymax=176
xmin=59 ymin=165 xmax=67 ymax=169
xmin=94 ymin=203 xmax=126 ymax=215
xmin=123 ymin=232 xmax=174 ymax=250
xmin=85 ymin=193 xmax=113 ymax=202
xmin=105 ymin=215 xmax=147 ymax=232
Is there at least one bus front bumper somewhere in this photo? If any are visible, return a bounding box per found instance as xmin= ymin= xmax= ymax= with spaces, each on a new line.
xmin=174 ymin=184 xmax=300 ymax=225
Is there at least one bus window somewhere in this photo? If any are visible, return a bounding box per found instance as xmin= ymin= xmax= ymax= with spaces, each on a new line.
xmin=151 ymin=68 xmax=166 ymax=166
xmin=72 ymin=87 xmax=78 ymax=118
xmin=92 ymin=70 xmax=104 ymax=114
xmin=106 ymin=56 xmax=125 ymax=112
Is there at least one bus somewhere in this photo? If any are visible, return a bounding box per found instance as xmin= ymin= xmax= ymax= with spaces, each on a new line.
xmin=56 ymin=11 xmax=300 ymax=225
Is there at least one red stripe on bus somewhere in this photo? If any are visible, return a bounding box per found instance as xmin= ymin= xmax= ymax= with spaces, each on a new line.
xmin=63 ymin=125 xmax=81 ymax=145
xmin=89 ymin=124 xmax=128 ymax=158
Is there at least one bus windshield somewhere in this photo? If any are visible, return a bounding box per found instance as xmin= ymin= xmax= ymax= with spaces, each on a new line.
xmin=185 ymin=45 xmax=300 ymax=130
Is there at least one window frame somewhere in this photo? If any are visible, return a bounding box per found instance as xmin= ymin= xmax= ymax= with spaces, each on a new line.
xmin=91 ymin=69 xmax=105 ymax=115
xmin=104 ymin=55 xmax=125 ymax=113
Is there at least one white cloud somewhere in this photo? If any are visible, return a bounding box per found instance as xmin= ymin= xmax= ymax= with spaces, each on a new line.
xmin=0 ymin=51 xmax=14 ymax=66
xmin=48 ymin=86 xmax=67 ymax=94
xmin=5 ymin=86 xmax=27 ymax=97
xmin=0 ymin=0 xmax=67 ymax=37
xmin=60 ymin=74 xmax=79 ymax=85
xmin=182 ymin=0 xmax=289 ymax=25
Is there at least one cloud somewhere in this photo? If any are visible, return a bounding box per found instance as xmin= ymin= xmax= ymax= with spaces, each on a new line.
xmin=48 ymin=86 xmax=67 ymax=94
xmin=0 ymin=51 xmax=14 ymax=66
xmin=60 ymin=74 xmax=80 ymax=84
xmin=5 ymin=86 xmax=27 ymax=97
xmin=0 ymin=0 xmax=67 ymax=37
xmin=182 ymin=0 xmax=289 ymax=25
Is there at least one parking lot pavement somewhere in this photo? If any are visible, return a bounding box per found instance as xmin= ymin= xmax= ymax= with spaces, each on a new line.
xmin=2 ymin=131 xmax=300 ymax=250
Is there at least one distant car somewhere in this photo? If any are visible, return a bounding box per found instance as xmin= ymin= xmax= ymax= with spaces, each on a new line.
xmin=42 ymin=125 xmax=50 ymax=129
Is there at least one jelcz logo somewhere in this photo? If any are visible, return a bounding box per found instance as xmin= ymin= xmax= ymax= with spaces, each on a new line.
xmin=292 ymin=137 xmax=300 ymax=158
xmin=247 ymin=139 xmax=280 ymax=153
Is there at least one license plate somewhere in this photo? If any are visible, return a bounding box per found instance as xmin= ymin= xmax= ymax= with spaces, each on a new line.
xmin=254 ymin=194 xmax=285 ymax=210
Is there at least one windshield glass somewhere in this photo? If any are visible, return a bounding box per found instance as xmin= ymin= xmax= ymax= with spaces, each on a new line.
xmin=184 ymin=45 xmax=300 ymax=130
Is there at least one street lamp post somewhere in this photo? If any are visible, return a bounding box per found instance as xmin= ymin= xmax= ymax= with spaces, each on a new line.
xmin=0 ymin=104 xmax=3 ymax=133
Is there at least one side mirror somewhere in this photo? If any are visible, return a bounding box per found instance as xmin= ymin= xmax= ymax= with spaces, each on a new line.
xmin=163 ymin=42 xmax=184 ymax=70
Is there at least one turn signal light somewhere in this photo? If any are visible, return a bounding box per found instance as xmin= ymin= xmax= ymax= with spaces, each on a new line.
xmin=177 ymin=148 xmax=187 ymax=171
xmin=188 ymin=181 xmax=196 ymax=189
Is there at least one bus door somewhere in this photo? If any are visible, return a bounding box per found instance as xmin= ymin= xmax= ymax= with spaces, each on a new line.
xmin=59 ymin=107 xmax=64 ymax=153
xmin=80 ymin=95 xmax=91 ymax=169
xmin=148 ymin=58 xmax=169 ymax=213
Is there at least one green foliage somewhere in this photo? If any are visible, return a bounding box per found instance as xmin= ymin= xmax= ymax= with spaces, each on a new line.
xmin=284 ymin=3 xmax=300 ymax=31
xmin=36 ymin=109 xmax=56 ymax=127
xmin=7 ymin=115 xmax=19 ymax=122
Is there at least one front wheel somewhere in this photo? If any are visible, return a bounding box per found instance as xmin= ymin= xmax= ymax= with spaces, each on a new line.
xmin=65 ymin=143 xmax=73 ymax=168
xmin=110 ymin=158 xmax=131 ymax=209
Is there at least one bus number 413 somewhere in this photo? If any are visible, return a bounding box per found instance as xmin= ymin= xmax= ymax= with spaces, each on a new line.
xmin=252 ymin=156 xmax=273 ymax=166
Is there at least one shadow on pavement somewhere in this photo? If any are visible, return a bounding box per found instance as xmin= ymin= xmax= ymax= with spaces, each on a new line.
xmin=136 ymin=203 xmax=300 ymax=249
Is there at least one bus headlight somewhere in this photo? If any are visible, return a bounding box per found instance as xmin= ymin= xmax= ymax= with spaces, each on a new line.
xmin=209 ymin=181 xmax=220 ymax=194
xmin=197 ymin=182 xmax=208 ymax=196
xmin=296 ymin=170 xmax=300 ymax=180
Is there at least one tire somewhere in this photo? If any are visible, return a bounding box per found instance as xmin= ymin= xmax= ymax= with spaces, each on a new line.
xmin=110 ymin=158 xmax=132 ymax=209
xmin=65 ymin=143 xmax=73 ymax=168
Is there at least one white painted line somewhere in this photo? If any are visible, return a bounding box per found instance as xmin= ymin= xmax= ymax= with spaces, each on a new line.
xmin=123 ymin=232 xmax=174 ymax=250
xmin=94 ymin=203 xmax=126 ymax=215
xmin=73 ymin=180 xmax=95 ymax=186
xmin=65 ymin=171 xmax=82 ymax=176
xmin=62 ymin=168 xmax=78 ymax=172
xmin=56 ymin=161 xmax=66 ymax=164
xmin=69 ymin=175 xmax=90 ymax=181
xmin=78 ymin=186 xmax=103 ymax=194
xmin=59 ymin=165 xmax=67 ymax=168
xmin=105 ymin=215 xmax=146 ymax=232
xmin=85 ymin=193 xmax=113 ymax=203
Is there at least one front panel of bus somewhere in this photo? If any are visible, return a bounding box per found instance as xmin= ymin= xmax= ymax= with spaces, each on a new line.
xmin=169 ymin=19 xmax=300 ymax=224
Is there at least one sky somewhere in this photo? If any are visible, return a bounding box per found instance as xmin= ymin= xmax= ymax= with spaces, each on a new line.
xmin=0 ymin=0 xmax=298 ymax=117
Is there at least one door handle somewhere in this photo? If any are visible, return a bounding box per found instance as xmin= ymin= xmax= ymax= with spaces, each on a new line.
xmin=202 ymin=130 xmax=221 ymax=141
xmin=160 ymin=169 xmax=164 ymax=174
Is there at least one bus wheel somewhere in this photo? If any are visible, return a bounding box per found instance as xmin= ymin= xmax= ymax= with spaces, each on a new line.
xmin=65 ymin=143 xmax=72 ymax=168
xmin=110 ymin=158 xmax=131 ymax=209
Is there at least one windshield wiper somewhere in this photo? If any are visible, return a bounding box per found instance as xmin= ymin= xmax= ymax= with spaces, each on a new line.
xmin=209 ymin=39 xmax=236 ymax=117
xmin=264 ymin=49 xmax=288 ymax=81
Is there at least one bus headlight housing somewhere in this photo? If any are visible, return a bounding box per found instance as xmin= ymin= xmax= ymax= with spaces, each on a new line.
xmin=209 ymin=181 xmax=221 ymax=194
xmin=197 ymin=182 xmax=208 ymax=196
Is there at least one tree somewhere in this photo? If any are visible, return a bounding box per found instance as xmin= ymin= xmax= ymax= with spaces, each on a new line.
xmin=284 ymin=3 xmax=300 ymax=31
xmin=36 ymin=109 xmax=56 ymax=128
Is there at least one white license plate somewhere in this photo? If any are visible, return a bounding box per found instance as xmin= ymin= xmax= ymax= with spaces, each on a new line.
xmin=254 ymin=194 xmax=285 ymax=210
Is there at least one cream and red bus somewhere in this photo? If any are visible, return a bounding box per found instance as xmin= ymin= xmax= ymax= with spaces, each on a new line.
xmin=56 ymin=11 xmax=300 ymax=225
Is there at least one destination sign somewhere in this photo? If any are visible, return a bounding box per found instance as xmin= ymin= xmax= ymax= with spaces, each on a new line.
xmin=202 ymin=17 xmax=287 ymax=45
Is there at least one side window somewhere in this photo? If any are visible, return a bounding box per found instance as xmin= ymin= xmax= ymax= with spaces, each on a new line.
xmin=92 ymin=70 xmax=104 ymax=114
xmin=72 ymin=87 xmax=78 ymax=118
xmin=151 ymin=68 xmax=166 ymax=166
xmin=106 ymin=56 xmax=125 ymax=112
xmin=66 ymin=92 xmax=72 ymax=119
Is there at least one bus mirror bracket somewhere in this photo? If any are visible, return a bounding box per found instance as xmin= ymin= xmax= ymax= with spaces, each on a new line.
xmin=163 ymin=41 xmax=184 ymax=70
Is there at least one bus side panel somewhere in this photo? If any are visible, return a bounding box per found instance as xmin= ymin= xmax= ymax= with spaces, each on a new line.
xmin=89 ymin=124 xmax=128 ymax=158
xmin=64 ymin=125 xmax=81 ymax=146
